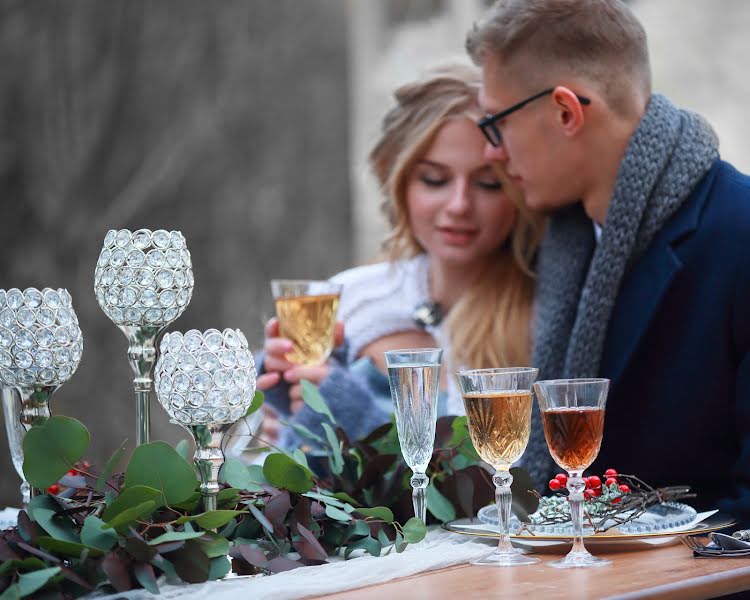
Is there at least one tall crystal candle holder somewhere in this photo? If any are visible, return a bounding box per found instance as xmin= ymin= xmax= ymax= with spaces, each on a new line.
xmin=94 ymin=229 xmax=194 ymax=446
xmin=0 ymin=288 xmax=84 ymax=503
xmin=155 ymin=328 xmax=256 ymax=512
xmin=384 ymin=348 xmax=442 ymax=524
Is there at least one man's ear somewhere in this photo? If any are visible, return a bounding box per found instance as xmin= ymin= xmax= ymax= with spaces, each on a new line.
xmin=551 ymin=86 xmax=586 ymax=136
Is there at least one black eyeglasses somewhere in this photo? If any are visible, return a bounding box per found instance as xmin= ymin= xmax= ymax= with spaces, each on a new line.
xmin=478 ymin=88 xmax=591 ymax=147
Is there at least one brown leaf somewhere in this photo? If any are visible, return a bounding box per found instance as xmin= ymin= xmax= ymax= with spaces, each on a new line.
xmin=357 ymin=454 xmax=397 ymax=490
xmin=294 ymin=523 xmax=327 ymax=561
xmin=292 ymin=496 xmax=312 ymax=529
xmin=264 ymin=491 xmax=291 ymax=534
xmin=101 ymin=552 xmax=133 ymax=592
xmin=237 ymin=544 xmax=268 ymax=569
xmin=266 ymin=556 xmax=304 ymax=573
xmin=169 ymin=540 xmax=210 ymax=584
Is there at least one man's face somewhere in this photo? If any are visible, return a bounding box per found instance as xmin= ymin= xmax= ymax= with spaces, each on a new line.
xmin=478 ymin=56 xmax=579 ymax=214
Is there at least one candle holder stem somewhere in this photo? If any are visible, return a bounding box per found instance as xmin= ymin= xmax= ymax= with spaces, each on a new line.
xmin=120 ymin=325 xmax=166 ymax=446
xmin=186 ymin=423 xmax=232 ymax=514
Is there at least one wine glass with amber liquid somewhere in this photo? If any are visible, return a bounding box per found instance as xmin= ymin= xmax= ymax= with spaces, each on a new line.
xmin=270 ymin=280 xmax=342 ymax=366
xmin=456 ymin=367 xmax=539 ymax=567
xmin=534 ymin=378 xmax=610 ymax=569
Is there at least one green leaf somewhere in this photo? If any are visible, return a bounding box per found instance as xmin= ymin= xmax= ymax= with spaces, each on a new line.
xmin=300 ymin=380 xmax=336 ymax=424
xmin=447 ymin=416 xmax=470 ymax=448
xmin=247 ymin=464 xmax=269 ymax=485
xmin=102 ymin=501 xmax=156 ymax=532
xmin=217 ymin=488 xmax=241 ymax=505
xmin=324 ymin=505 xmax=351 ymax=522
xmin=96 ymin=440 xmax=127 ymax=493
xmin=222 ymin=458 xmax=253 ymax=490
xmin=176 ymin=511 xmax=247 ymax=530
xmin=345 ymin=519 xmax=370 ymax=539
xmin=289 ymin=423 xmax=325 ymax=445
xmin=292 ymin=449 xmax=309 ymax=469
xmin=81 ymin=516 xmax=118 ymax=551
xmin=345 ymin=536 xmax=380 ymax=558
xmin=208 ymin=556 xmax=231 ymax=580
xmin=303 ymin=491 xmax=354 ymax=510
xmin=246 ymin=390 xmax=264 ymax=416
xmin=169 ymin=540 xmax=210 ymax=584
xmin=197 ymin=532 xmax=230 ymax=558
xmin=262 ymin=453 xmax=314 ymax=494
xmin=175 ymin=439 xmax=191 ymax=462
xmin=377 ymin=528 xmax=390 ymax=546
xmin=134 ymin=562 xmax=160 ymax=595
xmin=22 ymin=417 xmax=89 ymax=488
xmin=321 ymin=423 xmax=343 ymax=475
xmin=395 ymin=531 xmax=407 ymax=553
xmin=36 ymin=536 xmax=104 ymax=558
xmin=402 ymin=517 xmax=427 ymax=544
xmin=332 ymin=492 xmax=361 ymax=507
xmin=102 ymin=485 xmax=162 ymax=523
xmin=16 ymin=567 xmax=60 ymax=597
xmin=28 ymin=500 xmax=78 ymax=544
xmin=426 ymin=484 xmax=456 ymax=523
xmin=147 ymin=531 xmax=206 ymax=546
xmin=356 ymin=507 xmax=394 ymax=523
xmin=124 ymin=442 xmax=198 ymax=506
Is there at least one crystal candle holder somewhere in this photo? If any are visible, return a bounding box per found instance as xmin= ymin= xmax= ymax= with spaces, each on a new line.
xmin=0 ymin=287 xmax=83 ymax=504
xmin=94 ymin=229 xmax=194 ymax=446
xmin=155 ymin=328 xmax=256 ymax=512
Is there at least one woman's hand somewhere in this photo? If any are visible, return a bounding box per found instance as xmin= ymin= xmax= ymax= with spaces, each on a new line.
xmin=258 ymin=317 xmax=345 ymax=414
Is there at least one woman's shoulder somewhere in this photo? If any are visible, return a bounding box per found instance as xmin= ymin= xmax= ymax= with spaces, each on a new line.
xmin=330 ymin=255 xmax=426 ymax=289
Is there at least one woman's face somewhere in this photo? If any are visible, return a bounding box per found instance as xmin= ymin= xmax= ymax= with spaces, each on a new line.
xmin=406 ymin=117 xmax=518 ymax=269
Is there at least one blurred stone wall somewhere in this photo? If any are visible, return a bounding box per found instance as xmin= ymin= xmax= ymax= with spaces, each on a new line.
xmin=0 ymin=0 xmax=350 ymax=506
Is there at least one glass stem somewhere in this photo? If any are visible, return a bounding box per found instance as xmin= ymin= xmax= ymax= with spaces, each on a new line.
xmin=494 ymin=469 xmax=515 ymax=554
xmin=411 ymin=471 xmax=429 ymax=523
xmin=16 ymin=385 xmax=56 ymax=499
xmin=187 ymin=423 xmax=232 ymax=517
xmin=568 ymin=471 xmax=587 ymax=555
xmin=120 ymin=325 xmax=166 ymax=446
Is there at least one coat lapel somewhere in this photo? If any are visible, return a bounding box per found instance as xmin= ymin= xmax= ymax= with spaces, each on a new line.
xmin=599 ymin=162 xmax=719 ymax=385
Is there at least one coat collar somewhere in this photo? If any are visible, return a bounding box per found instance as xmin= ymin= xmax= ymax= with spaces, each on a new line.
xmin=599 ymin=160 xmax=720 ymax=386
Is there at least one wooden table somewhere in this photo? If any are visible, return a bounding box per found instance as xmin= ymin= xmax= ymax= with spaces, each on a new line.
xmin=316 ymin=541 xmax=750 ymax=600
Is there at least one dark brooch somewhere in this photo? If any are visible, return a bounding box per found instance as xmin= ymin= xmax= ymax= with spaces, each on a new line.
xmin=413 ymin=300 xmax=443 ymax=328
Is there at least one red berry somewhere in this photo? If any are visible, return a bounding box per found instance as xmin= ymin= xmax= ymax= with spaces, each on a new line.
xmin=612 ymin=497 xmax=621 ymax=504
xmin=604 ymin=468 xmax=618 ymax=477
xmin=587 ymin=476 xmax=602 ymax=489
xmin=584 ymin=491 xmax=592 ymax=500
xmin=47 ymin=484 xmax=61 ymax=495
xmin=605 ymin=477 xmax=618 ymax=487
xmin=66 ymin=469 xmax=78 ymax=476
xmin=591 ymin=487 xmax=603 ymax=497
xmin=555 ymin=473 xmax=568 ymax=486
xmin=82 ymin=461 xmax=91 ymax=469
xmin=619 ymin=484 xmax=630 ymax=494
xmin=549 ymin=479 xmax=561 ymax=491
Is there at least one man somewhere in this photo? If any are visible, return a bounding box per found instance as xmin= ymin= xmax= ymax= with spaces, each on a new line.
xmin=467 ymin=0 xmax=750 ymax=526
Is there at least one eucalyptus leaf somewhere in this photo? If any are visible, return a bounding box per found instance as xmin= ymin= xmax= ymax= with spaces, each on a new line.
xmin=289 ymin=423 xmax=325 ymax=445
xmin=263 ymin=453 xmax=314 ymax=494
xmin=247 ymin=465 xmax=269 ymax=485
xmin=246 ymin=390 xmax=264 ymax=416
xmin=426 ymin=484 xmax=456 ymax=523
xmin=208 ymin=556 xmax=231 ymax=580
xmin=102 ymin=486 xmax=162 ymax=523
xmin=134 ymin=562 xmax=160 ymax=595
xmin=22 ymin=417 xmax=89 ymax=488
xmin=344 ymin=536 xmax=380 ymax=558
xmin=101 ymin=501 xmax=157 ymax=532
xmin=15 ymin=566 xmax=60 ymax=598
xmin=324 ymin=505 xmax=351 ymax=522
xmin=95 ymin=440 xmax=127 ymax=493
xmin=124 ymin=442 xmax=198 ymax=506
xmin=345 ymin=519 xmax=370 ymax=539
xmin=377 ymin=528 xmax=390 ymax=547
xmin=222 ymin=458 xmax=253 ymax=490
xmin=402 ymin=517 xmax=427 ymax=544
xmin=175 ymin=439 xmax=191 ymax=462
xmin=29 ymin=501 xmax=77 ymax=543
xmin=292 ymin=449 xmax=309 ymax=470
xmin=176 ymin=511 xmax=246 ymax=530
xmin=321 ymin=423 xmax=343 ymax=475
xmin=300 ymin=380 xmax=336 ymax=424
xmin=356 ymin=507 xmax=394 ymax=523
xmin=35 ymin=536 xmax=104 ymax=558
xmin=81 ymin=516 xmax=118 ymax=551
xmin=146 ymin=531 xmax=205 ymax=546
xmin=197 ymin=532 xmax=230 ymax=558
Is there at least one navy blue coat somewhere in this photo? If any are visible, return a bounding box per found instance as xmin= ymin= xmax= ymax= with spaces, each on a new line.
xmin=592 ymin=160 xmax=750 ymax=526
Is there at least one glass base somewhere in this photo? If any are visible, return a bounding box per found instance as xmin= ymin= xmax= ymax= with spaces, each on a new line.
xmin=547 ymin=550 xmax=611 ymax=569
xmin=471 ymin=548 xmax=540 ymax=567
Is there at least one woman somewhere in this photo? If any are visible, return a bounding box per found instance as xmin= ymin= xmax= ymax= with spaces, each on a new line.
xmin=258 ymin=63 xmax=542 ymax=447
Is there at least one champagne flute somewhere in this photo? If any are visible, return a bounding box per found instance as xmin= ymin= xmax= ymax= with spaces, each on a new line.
xmin=456 ymin=367 xmax=539 ymax=567
xmin=534 ymin=378 xmax=610 ymax=569
xmin=384 ymin=348 xmax=442 ymax=524
xmin=270 ymin=280 xmax=342 ymax=366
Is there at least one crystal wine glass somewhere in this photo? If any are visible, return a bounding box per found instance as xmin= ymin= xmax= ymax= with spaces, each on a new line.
xmin=534 ymin=378 xmax=610 ymax=569
xmin=0 ymin=287 xmax=84 ymax=502
xmin=154 ymin=328 xmax=257 ymax=512
xmin=384 ymin=348 xmax=442 ymax=524
xmin=456 ymin=367 xmax=539 ymax=567
xmin=270 ymin=280 xmax=342 ymax=366
xmin=94 ymin=229 xmax=194 ymax=446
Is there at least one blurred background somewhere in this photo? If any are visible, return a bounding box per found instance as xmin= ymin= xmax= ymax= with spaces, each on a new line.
xmin=0 ymin=0 xmax=748 ymax=507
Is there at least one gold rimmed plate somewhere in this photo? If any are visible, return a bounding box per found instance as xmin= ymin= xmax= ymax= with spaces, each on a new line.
xmin=443 ymin=511 xmax=736 ymax=553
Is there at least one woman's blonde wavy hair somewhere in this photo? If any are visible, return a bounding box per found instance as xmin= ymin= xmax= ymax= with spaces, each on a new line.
xmin=369 ymin=62 xmax=543 ymax=369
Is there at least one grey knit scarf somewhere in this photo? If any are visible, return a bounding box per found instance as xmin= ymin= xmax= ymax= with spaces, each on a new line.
xmin=523 ymin=94 xmax=719 ymax=488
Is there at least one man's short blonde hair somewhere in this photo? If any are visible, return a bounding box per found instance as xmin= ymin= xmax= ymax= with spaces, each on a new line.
xmin=466 ymin=0 xmax=651 ymax=116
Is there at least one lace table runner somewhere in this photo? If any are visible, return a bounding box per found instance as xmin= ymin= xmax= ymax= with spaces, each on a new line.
xmin=88 ymin=528 xmax=493 ymax=600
